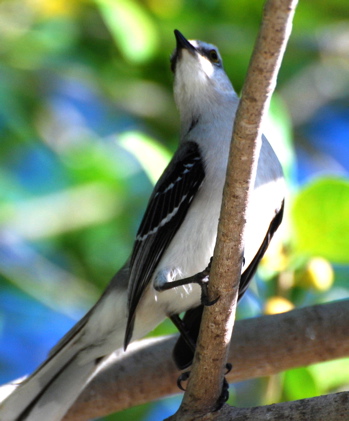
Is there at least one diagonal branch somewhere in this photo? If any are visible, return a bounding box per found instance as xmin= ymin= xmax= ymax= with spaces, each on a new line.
xmin=63 ymin=299 xmax=349 ymax=420
xmin=209 ymin=392 xmax=349 ymax=420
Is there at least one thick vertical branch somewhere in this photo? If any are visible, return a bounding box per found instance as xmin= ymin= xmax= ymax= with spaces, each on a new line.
xmin=168 ymin=0 xmax=298 ymax=419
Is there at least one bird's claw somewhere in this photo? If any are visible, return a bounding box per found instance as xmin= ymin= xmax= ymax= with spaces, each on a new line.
xmin=225 ymin=362 xmax=233 ymax=374
xmin=196 ymin=258 xmax=219 ymax=306
xmin=176 ymin=363 xmax=232 ymax=411
xmin=177 ymin=371 xmax=190 ymax=391
xmin=214 ymin=377 xmax=230 ymax=411
xmin=196 ymin=276 xmax=220 ymax=306
xmin=213 ymin=363 xmax=232 ymax=411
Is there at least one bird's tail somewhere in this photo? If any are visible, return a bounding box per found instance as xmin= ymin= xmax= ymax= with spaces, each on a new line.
xmin=0 ymin=312 xmax=97 ymax=421
xmin=0 ymin=265 xmax=131 ymax=421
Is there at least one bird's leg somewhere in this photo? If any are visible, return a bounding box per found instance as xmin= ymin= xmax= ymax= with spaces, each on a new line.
xmin=163 ymin=261 xmax=230 ymax=398
xmin=170 ymin=315 xmax=232 ymax=404
xmin=169 ymin=314 xmax=196 ymax=391
xmin=170 ymin=314 xmax=196 ymax=354
xmin=155 ymin=257 xmax=219 ymax=306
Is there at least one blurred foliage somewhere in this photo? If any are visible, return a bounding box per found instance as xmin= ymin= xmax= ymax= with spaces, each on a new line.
xmin=292 ymin=178 xmax=349 ymax=262
xmin=0 ymin=0 xmax=349 ymax=419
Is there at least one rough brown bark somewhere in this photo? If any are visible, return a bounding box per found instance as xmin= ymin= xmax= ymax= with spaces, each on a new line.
xmin=207 ymin=392 xmax=349 ymax=421
xmin=63 ymin=300 xmax=349 ymax=420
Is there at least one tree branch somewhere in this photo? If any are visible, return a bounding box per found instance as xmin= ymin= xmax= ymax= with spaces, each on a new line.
xmin=208 ymin=392 xmax=349 ymax=420
xmin=167 ymin=0 xmax=298 ymax=419
xmin=63 ymin=300 xmax=349 ymax=420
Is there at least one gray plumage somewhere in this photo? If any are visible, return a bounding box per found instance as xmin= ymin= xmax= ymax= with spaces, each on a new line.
xmin=0 ymin=30 xmax=285 ymax=421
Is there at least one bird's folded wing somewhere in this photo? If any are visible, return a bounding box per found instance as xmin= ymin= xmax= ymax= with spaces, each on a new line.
xmin=125 ymin=140 xmax=205 ymax=347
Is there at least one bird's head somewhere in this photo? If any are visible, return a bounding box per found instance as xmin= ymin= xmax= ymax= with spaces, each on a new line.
xmin=171 ymin=30 xmax=236 ymax=121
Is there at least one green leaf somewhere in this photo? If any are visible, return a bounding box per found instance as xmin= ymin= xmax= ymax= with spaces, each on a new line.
xmin=96 ymin=0 xmax=158 ymax=63
xmin=283 ymin=367 xmax=320 ymax=401
xmin=309 ymin=358 xmax=349 ymax=393
xmin=292 ymin=178 xmax=349 ymax=263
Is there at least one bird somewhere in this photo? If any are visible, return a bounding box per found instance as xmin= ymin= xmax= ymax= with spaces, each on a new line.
xmin=0 ymin=29 xmax=285 ymax=420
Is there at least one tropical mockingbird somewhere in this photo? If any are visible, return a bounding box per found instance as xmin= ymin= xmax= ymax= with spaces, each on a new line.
xmin=0 ymin=29 xmax=285 ymax=420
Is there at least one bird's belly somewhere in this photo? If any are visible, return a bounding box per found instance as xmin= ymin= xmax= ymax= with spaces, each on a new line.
xmin=151 ymin=186 xmax=223 ymax=315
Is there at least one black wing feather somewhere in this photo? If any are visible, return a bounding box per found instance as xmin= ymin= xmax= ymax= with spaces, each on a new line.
xmin=124 ymin=141 xmax=205 ymax=348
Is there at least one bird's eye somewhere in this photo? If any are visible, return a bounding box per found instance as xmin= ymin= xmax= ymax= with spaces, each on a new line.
xmin=209 ymin=49 xmax=219 ymax=63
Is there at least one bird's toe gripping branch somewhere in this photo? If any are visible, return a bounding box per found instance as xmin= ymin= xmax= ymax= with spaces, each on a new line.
xmin=213 ymin=363 xmax=233 ymax=411
xmin=177 ymin=370 xmax=191 ymax=391
xmin=154 ymin=257 xmax=219 ymax=306
xmin=176 ymin=363 xmax=232 ymax=411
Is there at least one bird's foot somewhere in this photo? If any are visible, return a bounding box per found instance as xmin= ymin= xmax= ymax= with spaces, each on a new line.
xmin=155 ymin=257 xmax=219 ymax=306
xmin=176 ymin=370 xmax=190 ymax=391
xmin=176 ymin=363 xmax=232 ymax=410
xmin=213 ymin=363 xmax=232 ymax=411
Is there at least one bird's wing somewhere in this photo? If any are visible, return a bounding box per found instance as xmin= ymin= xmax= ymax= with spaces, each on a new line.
xmin=172 ymin=200 xmax=284 ymax=370
xmin=125 ymin=140 xmax=205 ymax=348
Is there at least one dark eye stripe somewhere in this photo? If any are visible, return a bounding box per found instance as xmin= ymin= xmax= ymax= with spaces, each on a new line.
xmin=198 ymin=47 xmax=222 ymax=66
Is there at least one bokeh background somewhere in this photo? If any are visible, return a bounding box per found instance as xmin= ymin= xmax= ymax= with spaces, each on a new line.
xmin=0 ymin=0 xmax=349 ymax=419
